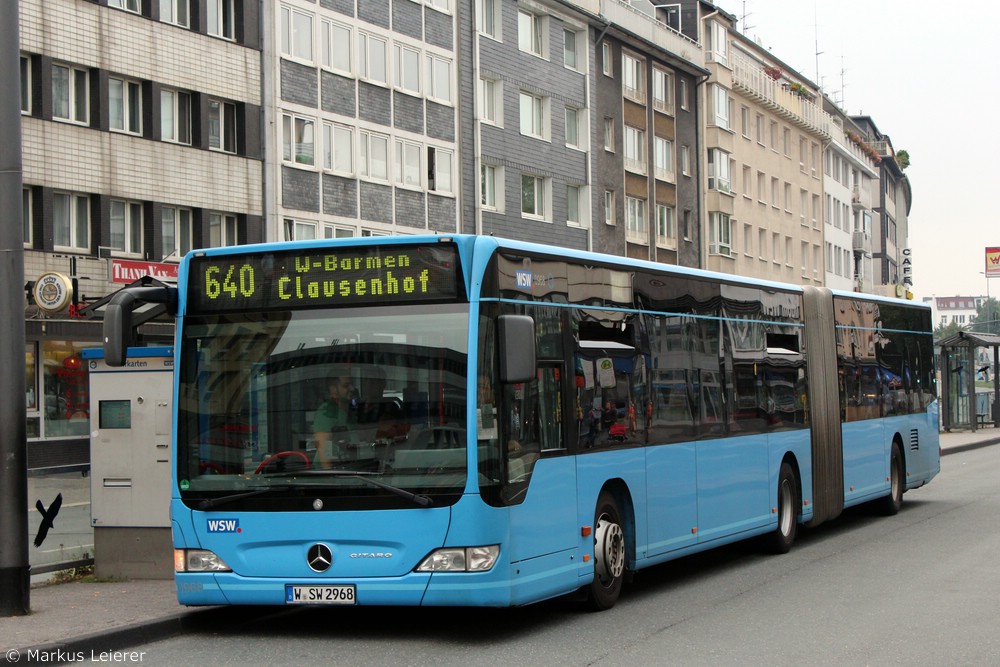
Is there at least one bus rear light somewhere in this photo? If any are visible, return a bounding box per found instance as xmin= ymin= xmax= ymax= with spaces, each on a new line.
xmin=417 ymin=545 xmax=499 ymax=572
xmin=175 ymin=548 xmax=232 ymax=573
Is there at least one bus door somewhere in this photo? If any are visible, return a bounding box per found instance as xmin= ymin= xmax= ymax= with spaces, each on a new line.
xmin=505 ymin=365 xmax=576 ymax=564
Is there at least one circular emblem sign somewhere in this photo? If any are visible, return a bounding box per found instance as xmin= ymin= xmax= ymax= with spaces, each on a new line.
xmin=33 ymin=272 xmax=74 ymax=314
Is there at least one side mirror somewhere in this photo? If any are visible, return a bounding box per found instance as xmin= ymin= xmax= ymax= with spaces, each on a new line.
xmin=498 ymin=314 xmax=536 ymax=384
xmin=103 ymin=291 xmax=136 ymax=367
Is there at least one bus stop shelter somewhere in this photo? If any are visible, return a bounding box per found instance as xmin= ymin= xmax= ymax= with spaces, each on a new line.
xmin=938 ymin=330 xmax=1000 ymax=431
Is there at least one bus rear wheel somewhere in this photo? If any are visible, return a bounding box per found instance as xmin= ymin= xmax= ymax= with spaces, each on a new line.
xmin=765 ymin=462 xmax=799 ymax=554
xmin=587 ymin=491 xmax=626 ymax=611
xmin=877 ymin=441 xmax=904 ymax=516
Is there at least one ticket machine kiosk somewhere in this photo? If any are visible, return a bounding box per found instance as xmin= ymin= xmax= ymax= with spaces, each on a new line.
xmin=82 ymin=347 xmax=173 ymax=579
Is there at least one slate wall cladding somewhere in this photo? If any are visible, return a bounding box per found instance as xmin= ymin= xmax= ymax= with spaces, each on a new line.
xmin=394 ymin=189 xmax=426 ymax=230
xmin=425 ymin=102 xmax=455 ymax=142
xmin=282 ymin=166 xmax=320 ymax=213
xmin=358 ymin=0 xmax=390 ymax=29
xmin=360 ymin=181 xmax=393 ymax=224
xmin=323 ymin=174 xmax=358 ymax=218
xmin=280 ymin=59 xmax=318 ymax=107
xmin=320 ymin=0 xmax=353 ymax=17
xmin=424 ymin=8 xmax=453 ymax=50
xmin=427 ymin=194 xmax=457 ymax=233
xmin=358 ymin=83 xmax=392 ymax=126
xmin=393 ymin=93 xmax=425 ymax=134
xmin=392 ymin=0 xmax=423 ymax=40
xmin=321 ymin=72 xmax=357 ymax=117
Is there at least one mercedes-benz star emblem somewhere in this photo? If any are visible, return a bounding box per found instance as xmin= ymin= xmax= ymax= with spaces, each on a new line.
xmin=307 ymin=543 xmax=333 ymax=572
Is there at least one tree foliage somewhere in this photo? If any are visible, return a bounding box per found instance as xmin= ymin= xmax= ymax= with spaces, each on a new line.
xmin=895 ymin=149 xmax=910 ymax=170
xmin=971 ymin=297 xmax=1000 ymax=336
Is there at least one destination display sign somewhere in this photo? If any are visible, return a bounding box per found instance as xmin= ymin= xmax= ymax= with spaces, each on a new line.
xmin=186 ymin=243 xmax=462 ymax=314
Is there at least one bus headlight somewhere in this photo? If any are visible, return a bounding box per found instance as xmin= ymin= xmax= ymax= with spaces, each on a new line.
xmin=175 ymin=548 xmax=232 ymax=572
xmin=416 ymin=545 xmax=499 ymax=572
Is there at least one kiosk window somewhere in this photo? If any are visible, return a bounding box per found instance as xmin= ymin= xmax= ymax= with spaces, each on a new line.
xmin=99 ymin=400 xmax=132 ymax=429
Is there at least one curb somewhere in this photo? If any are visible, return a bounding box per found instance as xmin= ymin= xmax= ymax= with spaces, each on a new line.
xmin=1 ymin=609 xmax=213 ymax=665
xmin=942 ymin=435 xmax=1000 ymax=456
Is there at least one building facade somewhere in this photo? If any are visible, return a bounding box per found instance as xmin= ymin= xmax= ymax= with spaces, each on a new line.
xmin=19 ymin=0 xmax=262 ymax=466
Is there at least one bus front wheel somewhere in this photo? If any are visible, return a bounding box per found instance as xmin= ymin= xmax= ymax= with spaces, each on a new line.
xmin=588 ymin=491 xmax=626 ymax=611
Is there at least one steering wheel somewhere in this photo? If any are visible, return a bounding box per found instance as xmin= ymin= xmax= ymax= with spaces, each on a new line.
xmin=254 ymin=450 xmax=311 ymax=474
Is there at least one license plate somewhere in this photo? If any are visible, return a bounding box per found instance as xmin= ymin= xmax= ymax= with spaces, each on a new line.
xmin=285 ymin=584 xmax=356 ymax=605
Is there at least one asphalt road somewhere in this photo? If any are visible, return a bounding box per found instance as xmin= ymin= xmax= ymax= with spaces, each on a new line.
xmin=96 ymin=444 xmax=1000 ymax=667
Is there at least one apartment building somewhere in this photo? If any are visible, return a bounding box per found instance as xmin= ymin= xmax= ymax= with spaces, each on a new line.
xmin=18 ymin=0 xmax=262 ymax=466
xmin=589 ymin=0 xmax=706 ymax=266
xmin=269 ymin=0 xmax=459 ymax=240
xmin=851 ymin=115 xmax=911 ymax=297
xmin=822 ymin=101 xmax=879 ymax=293
xmin=679 ymin=1 xmax=828 ymax=285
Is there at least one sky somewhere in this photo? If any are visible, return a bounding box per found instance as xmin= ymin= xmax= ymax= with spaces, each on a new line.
xmin=716 ymin=0 xmax=998 ymax=300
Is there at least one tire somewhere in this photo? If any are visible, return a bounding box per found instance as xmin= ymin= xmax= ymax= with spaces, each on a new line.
xmin=877 ymin=441 xmax=904 ymax=516
xmin=765 ymin=461 xmax=799 ymax=555
xmin=587 ymin=490 xmax=627 ymax=611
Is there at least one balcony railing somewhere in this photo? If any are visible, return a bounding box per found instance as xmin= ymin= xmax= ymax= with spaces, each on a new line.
xmin=730 ymin=49 xmax=831 ymax=139
xmin=598 ymin=0 xmax=704 ymax=69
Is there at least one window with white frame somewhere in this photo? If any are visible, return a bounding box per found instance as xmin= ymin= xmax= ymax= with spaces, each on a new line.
xmin=565 ymin=107 xmax=584 ymax=149
xmin=110 ymin=199 xmax=143 ymax=254
xmin=604 ymin=190 xmax=616 ymax=225
xmin=479 ymin=0 xmax=500 ymax=39
xmin=394 ymin=43 xmax=421 ymax=94
xmin=654 ymin=136 xmax=674 ymax=182
xmin=679 ymin=79 xmax=688 ymax=110
xmin=603 ymin=117 xmax=614 ymax=152
xmin=755 ymin=113 xmax=765 ymax=144
xmin=395 ymin=139 xmax=421 ymax=187
xmin=709 ymin=212 xmax=732 ymax=256
xmin=160 ymin=89 xmax=191 ymax=144
xmin=564 ymin=29 xmax=581 ymax=70
xmin=519 ymin=91 xmax=548 ymax=140
xmin=741 ymin=106 xmax=750 ymax=138
xmin=480 ymin=76 xmax=502 ymax=125
xmin=428 ymin=147 xmax=453 ymax=194
xmin=282 ymin=113 xmax=315 ymax=166
xmin=281 ymin=5 xmax=314 ymax=62
xmin=426 ymin=54 xmax=452 ymax=103
xmin=109 ymin=77 xmax=142 ymax=135
xmin=518 ymin=10 xmax=546 ymax=57
xmin=652 ymin=67 xmax=673 ymax=114
xmin=284 ymin=218 xmax=317 ymax=241
xmin=566 ymin=185 xmax=581 ymax=225
xmin=53 ymin=192 xmax=90 ymax=251
xmin=708 ymin=148 xmax=731 ymax=193
xmin=359 ymin=130 xmax=389 ymax=181
xmin=622 ymin=53 xmax=645 ymax=103
xmin=427 ymin=0 xmax=450 ymax=12
xmin=52 ymin=64 xmax=88 ymax=125
xmin=20 ymin=55 xmax=30 ymax=114
xmin=324 ymin=225 xmax=356 ymax=239
xmin=323 ymin=122 xmax=353 ymax=174
xmin=656 ymin=204 xmax=675 ymax=248
xmin=601 ymin=41 xmax=613 ymax=76
xmin=681 ymin=145 xmax=690 ymax=176
xmin=209 ymin=212 xmax=238 ymax=247
xmin=110 ymin=0 xmax=140 ymax=13
xmin=322 ymin=19 xmax=352 ymax=74
xmin=521 ymin=174 xmax=547 ymax=219
xmin=22 ymin=187 xmax=32 ymax=247
xmin=625 ymin=196 xmax=646 ymax=243
xmin=624 ymin=125 xmax=645 ymax=174
xmin=207 ymin=0 xmax=235 ymax=40
xmin=161 ymin=206 xmax=192 ymax=258
xmin=707 ymin=21 xmax=728 ymax=66
xmin=711 ymin=84 xmax=729 ymax=129
xmin=743 ymin=223 xmax=752 ymax=257
xmin=681 ymin=209 xmax=691 ymax=241
xmin=481 ymin=163 xmax=501 ymax=211
xmin=160 ymin=0 xmax=189 ymax=27
xmin=208 ymin=99 xmax=236 ymax=153
xmin=359 ymin=32 xmax=388 ymax=84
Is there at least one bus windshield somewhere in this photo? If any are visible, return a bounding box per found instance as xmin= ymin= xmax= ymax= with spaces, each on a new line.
xmin=176 ymin=303 xmax=470 ymax=509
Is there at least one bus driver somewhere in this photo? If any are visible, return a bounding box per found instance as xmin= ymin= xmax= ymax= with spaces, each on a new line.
xmin=314 ymin=372 xmax=354 ymax=468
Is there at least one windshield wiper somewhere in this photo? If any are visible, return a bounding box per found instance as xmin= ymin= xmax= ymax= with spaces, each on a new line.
xmin=197 ymin=485 xmax=289 ymax=510
xmin=265 ymin=469 xmax=433 ymax=507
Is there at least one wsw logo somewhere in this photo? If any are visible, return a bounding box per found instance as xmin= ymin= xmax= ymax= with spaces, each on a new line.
xmin=207 ymin=518 xmax=241 ymax=533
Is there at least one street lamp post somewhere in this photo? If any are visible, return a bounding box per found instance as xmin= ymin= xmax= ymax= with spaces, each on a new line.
xmin=981 ymin=271 xmax=992 ymax=301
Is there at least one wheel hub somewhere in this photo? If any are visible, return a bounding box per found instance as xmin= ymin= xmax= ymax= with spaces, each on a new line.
xmin=594 ymin=515 xmax=624 ymax=582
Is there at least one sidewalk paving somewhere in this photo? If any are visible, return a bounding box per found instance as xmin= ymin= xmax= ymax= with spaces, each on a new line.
xmin=3 ymin=428 xmax=999 ymax=662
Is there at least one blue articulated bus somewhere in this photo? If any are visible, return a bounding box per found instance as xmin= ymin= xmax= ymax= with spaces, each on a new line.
xmin=102 ymin=234 xmax=939 ymax=610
